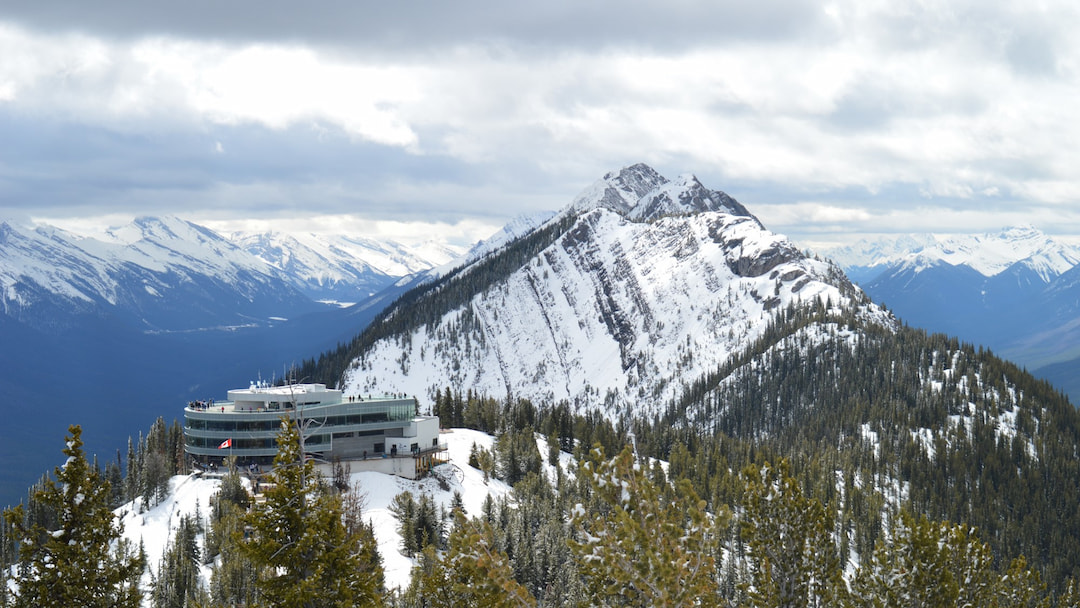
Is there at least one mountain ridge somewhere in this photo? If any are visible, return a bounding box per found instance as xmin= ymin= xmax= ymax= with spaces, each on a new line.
xmin=823 ymin=225 xmax=1080 ymax=283
xmin=314 ymin=164 xmax=881 ymax=417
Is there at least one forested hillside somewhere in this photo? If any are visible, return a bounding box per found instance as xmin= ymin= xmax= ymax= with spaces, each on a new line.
xmin=635 ymin=301 xmax=1080 ymax=589
xmin=5 ymin=401 xmax=1080 ymax=606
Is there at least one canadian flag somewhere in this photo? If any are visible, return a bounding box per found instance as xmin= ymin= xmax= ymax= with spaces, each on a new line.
xmin=218 ymin=438 xmax=233 ymax=449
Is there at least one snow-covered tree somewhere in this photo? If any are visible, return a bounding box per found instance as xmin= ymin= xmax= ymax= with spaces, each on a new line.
xmin=850 ymin=511 xmax=1050 ymax=608
xmin=2 ymin=425 xmax=144 ymax=607
xmin=151 ymin=513 xmax=207 ymax=608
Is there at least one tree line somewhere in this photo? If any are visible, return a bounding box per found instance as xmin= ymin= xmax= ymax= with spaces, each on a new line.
xmin=4 ymin=406 xmax=1080 ymax=606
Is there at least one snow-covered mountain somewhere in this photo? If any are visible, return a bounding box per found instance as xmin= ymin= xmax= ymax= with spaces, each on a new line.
xmin=336 ymin=164 xmax=886 ymax=416
xmin=228 ymin=230 xmax=465 ymax=305
xmin=0 ymin=216 xmax=322 ymax=332
xmin=0 ymin=215 xmax=469 ymax=332
xmin=825 ymin=225 xmax=1080 ymax=285
xmin=820 ymin=226 xmax=1080 ymax=380
xmin=463 ymin=211 xmax=557 ymax=263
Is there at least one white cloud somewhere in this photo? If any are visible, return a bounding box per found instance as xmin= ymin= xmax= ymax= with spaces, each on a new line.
xmin=131 ymin=40 xmax=422 ymax=146
xmin=3 ymin=0 xmax=1080 ymax=241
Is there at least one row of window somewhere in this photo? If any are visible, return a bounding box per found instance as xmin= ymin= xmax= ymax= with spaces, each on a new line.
xmin=184 ymin=406 xmax=413 ymax=433
xmin=186 ymin=418 xmax=279 ymax=432
xmin=185 ymin=434 xmax=333 ymax=450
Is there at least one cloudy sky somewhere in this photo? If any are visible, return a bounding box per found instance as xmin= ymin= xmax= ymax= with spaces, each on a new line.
xmin=2 ymin=0 xmax=1079 ymax=248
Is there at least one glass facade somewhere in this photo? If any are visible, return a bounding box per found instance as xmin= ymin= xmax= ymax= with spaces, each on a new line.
xmin=183 ymin=389 xmax=421 ymax=465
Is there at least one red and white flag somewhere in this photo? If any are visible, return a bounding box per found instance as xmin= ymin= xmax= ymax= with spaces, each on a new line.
xmin=218 ymin=438 xmax=233 ymax=449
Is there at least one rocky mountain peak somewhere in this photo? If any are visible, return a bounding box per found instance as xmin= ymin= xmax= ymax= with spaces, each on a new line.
xmin=569 ymin=163 xmax=756 ymax=223
xmin=569 ymin=163 xmax=669 ymax=216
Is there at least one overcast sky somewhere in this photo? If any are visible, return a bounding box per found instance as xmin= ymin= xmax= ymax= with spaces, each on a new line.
xmin=2 ymin=0 xmax=1079 ymax=248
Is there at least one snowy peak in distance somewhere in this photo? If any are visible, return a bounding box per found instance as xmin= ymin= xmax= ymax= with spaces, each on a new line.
xmin=230 ymin=230 xmax=464 ymax=278
xmin=105 ymin=215 xmax=217 ymax=246
xmin=229 ymin=230 xmax=467 ymax=303
xmin=102 ymin=215 xmax=267 ymax=278
xmin=569 ymin=163 xmax=668 ymax=215
xmin=824 ymin=225 xmax=1080 ymax=283
xmin=569 ymin=163 xmax=755 ymax=222
xmin=0 ymin=219 xmax=116 ymax=308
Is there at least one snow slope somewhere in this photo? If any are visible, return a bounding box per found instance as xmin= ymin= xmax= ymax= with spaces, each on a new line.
xmin=340 ymin=165 xmax=884 ymax=418
xmin=117 ymin=428 xmax=532 ymax=598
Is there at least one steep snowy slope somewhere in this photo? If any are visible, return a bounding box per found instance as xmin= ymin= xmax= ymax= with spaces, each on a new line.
xmin=338 ymin=165 xmax=885 ymax=417
xmin=0 ymin=221 xmax=118 ymax=318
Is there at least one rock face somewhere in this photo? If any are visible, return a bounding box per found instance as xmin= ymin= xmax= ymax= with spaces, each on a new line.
xmin=341 ymin=164 xmax=878 ymax=416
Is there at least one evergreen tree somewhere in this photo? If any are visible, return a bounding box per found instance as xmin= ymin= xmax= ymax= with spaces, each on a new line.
xmin=151 ymin=513 xmax=207 ymax=608
xmin=390 ymin=491 xmax=445 ymax=557
xmin=569 ymin=446 xmax=721 ymax=607
xmin=125 ymin=435 xmax=138 ymax=504
xmin=495 ymin=428 xmax=541 ymax=485
xmin=2 ymin=425 xmax=144 ymax=607
xmin=105 ymin=451 xmax=125 ymax=509
xmin=389 ymin=491 xmax=419 ymax=557
xmin=741 ymin=460 xmax=845 ymax=608
xmin=1 ymin=513 xmax=11 ymax=606
xmin=142 ymin=417 xmax=174 ymax=507
xmin=208 ymin=500 xmax=261 ymax=607
xmin=850 ymin=510 xmax=1049 ymax=608
xmin=403 ymin=511 xmax=536 ymax=608
xmin=239 ymin=417 xmax=384 ymax=607
xmin=1057 ymin=578 xmax=1080 ymax=608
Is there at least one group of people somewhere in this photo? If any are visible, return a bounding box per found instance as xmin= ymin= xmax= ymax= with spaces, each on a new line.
xmin=188 ymin=399 xmax=216 ymax=410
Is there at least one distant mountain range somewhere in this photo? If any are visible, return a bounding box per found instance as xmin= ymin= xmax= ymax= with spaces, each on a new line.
xmin=0 ymin=215 xmax=464 ymax=508
xmin=820 ymin=226 xmax=1080 ymax=400
xmin=230 ymin=229 xmax=461 ymax=305
xmin=0 ymin=215 xmax=463 ymax=332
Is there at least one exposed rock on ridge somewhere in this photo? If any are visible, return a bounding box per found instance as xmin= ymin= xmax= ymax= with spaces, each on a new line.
xmin=341 ymin=164 xmax=878 ymax=417
xmin=570 ymin=163 xmax=756 ymax=222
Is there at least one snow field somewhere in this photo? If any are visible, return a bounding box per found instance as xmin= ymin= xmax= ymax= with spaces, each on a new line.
xmin=113 ymin=428 xmax=565 ymax=599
